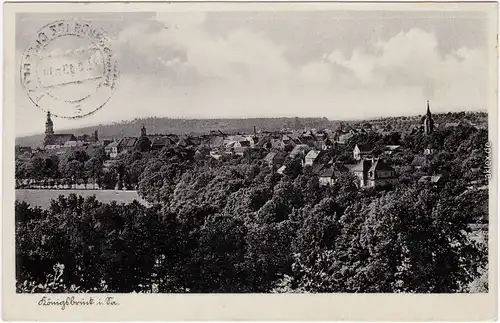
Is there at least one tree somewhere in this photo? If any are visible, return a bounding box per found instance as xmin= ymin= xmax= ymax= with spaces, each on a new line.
xmin=283 ymin=156 xmax=303 ymax=178
xmin=62 ymin=160 xmax=84 ymax=189
xmin=187 ymin=214 xmax=248 ymax=292
xmin=330 ymin=187 xmax=485 ymax=292
xmin=30 ymin=156 xmax=45 ymax=187
xmin=85 ymin=157 xmax=104 ymax=189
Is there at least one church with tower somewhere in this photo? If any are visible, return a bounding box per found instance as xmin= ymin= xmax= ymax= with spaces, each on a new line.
xmin=422 ymin=100 xmax=434 ymax=134
xmin=43 ymin=111 xmax=98 ymax=149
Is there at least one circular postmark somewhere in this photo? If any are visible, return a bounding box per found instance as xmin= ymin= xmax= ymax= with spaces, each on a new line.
xmin=20 ymin=20 xmax=118 ymax=119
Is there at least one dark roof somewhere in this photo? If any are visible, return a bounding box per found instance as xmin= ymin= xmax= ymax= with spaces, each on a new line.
xmin=177 ymin=137 xmax=194 ymax=147
xmin=290 ymin=144 xmax=311 ymax=157
xmin=332 ymin=163 xmax=349 ymax=173
xmin=151 ymin=136 xmax=174 ymax=148
xmin=106 ymin=141 xmax=120 ymax=148
xmin=338 ymin=133 xmax=354 ymax=142
xmin=369 ymin=159 xmax=394 ymax=173
xmin=319 ymin=164 xmax=348 ymax=178
xmin=319 ymin=168 xmax=335 ymax=178
xmin=311 ymin=164 xmax=324 ymax=175
xmin=356 ymin=143 xmax=374 ymax=152
xmin=255 ymin=136 xmax=271 ymax=148
xmin=419 ymin=175 xmax=443 ymax=183
xmin=352 ymin=159 xmax=372 ymax=172
xmin=209 ymin=136 xmax=225 ymax=148
xmin=119 ymin=137 xmax=138 ymax=148
xmin=264 ymin=152 xmax=277 ymax=162
xmin=412 ymin=155 xmax=430 ymax=167
xmin=45 ymin=134 xmax=76 ymax=146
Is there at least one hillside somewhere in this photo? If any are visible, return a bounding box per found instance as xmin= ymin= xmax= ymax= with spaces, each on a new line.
xmin=16 ymin=117 xmax=335 ymax=148
xmin=15 ymin=112 xmax=488 ymax=148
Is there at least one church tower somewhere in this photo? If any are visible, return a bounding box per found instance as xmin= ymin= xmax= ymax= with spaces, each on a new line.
xmin=45 ymin=111 xmax=54 ymax=136
xmin=141 ymin=125 xmax=147 ymax=137
xmin=423 ymin=100 xmax=434 ymax=134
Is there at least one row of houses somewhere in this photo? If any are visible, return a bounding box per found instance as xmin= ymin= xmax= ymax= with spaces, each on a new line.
xmin=262 ymin=143 xmax=399 ymax=188
xmin=102 ymin=126 xmax=340 ymax=159
xmin=262 ymin=139 xmax=442 ymax=188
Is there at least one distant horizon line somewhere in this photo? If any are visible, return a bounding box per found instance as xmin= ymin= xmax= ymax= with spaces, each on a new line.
xmin=16 ymin=108 xmax=487 ymax=139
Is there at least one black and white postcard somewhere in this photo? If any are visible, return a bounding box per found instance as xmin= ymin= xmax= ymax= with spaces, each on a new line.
xmin=2 ymin=1 xmax=498 ymax=321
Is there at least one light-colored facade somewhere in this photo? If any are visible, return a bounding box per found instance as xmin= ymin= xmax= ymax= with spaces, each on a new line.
xmin=352 ymin=159 xmax=397 ymax=188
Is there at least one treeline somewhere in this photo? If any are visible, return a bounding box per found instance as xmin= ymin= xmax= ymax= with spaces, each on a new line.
xmin=354 ymin=111 xmax=488 ymax=127
xmin=15 ymin=147 xmax=149 ymax=190
xmin=16 ymin=165 xmax=487 ymax=293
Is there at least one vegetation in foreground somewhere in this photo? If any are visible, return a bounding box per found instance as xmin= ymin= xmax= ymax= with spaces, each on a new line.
xmin=16 ymin=123 xmax=489 ymax=293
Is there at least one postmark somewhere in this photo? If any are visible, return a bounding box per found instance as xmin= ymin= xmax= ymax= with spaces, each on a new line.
xmin=20 ymin=20 xmax=118 ymax=119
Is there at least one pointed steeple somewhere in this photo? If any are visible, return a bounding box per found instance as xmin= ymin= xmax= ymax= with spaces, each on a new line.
xmin=424 ymin=100 xmax=434 ymax=134
xmin=45 ymin=111 xmax=54 ymax=136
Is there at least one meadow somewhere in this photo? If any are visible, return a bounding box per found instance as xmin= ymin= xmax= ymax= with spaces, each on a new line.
xmin=15 ymin=189 xmax=148 ymax=209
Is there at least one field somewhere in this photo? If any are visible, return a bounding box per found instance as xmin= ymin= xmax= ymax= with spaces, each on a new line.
xmin=16 ymin=189 xmax=148 ymax=209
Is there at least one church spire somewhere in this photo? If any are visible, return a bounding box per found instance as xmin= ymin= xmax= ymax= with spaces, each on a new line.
xmin=45 ymin=111 xmax=54 ymax=136
xmin=424 ymin=100 xmax=434 ymax=134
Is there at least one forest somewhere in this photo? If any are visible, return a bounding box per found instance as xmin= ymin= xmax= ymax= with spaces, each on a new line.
xmin=15 ymin=123 xmax=489 ymax=293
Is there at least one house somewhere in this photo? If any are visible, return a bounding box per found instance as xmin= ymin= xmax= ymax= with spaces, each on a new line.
xmin=102 ymin=159 xmax=117 ymax=172
xmin=304 ymin=149 xmax=321 ymax=166
xmin=281 ymin=135 xmax=299 ymax=148
xmin=300 ymin=131 xmax=316 ymax=147
xmin=424 ymin=148 xmax=435 ymax=155
xmin=235 ymin=140 xmax=251 ymax=155
xmin=289 ymin=144 xmax=311 ymax=159
xmin=311 ymin=163 xmax=325 ymax=175
xmin=105 ymin=141 xmax=120 ymax=158
xmin=353 ymin=144 xmax=374 ymax=160
xmin=209 ymin=150 xmax=223 ymax=160
xmin=119 ymin=137 xmax=139 ymax=153
xmin=351 ymin=159 xmax=397 ymax=188
xmin=225 ymin=135 xmax=246 ymax=146
xmin=263 ymin=152 xmax=286 ymax=168
xmin=15 ymin=146 xmax=32 ymax=160
xmin=15 ymin=146 xmax=32 ymax=155
xmin=226 ymin=140 xmax=251 ymax=156
xmin=412 ymin=155 xmax=430 ymax=170
xmin=276 ymin=165 xmax=287 ymax=175
xmin=383 ymin=145 xmax=402 ymax=155
xmin=270 ymin=139 xmax=286 ymax=150
xmin=314 ymin=137 xmax=333 ymax=151
xmin=44 ymin=134 xmax=77 ymax=150
xmin=207 ymin=135 xmax=225 ymax=149
xmin=318 ymin=163 xmax=349 ymax=186
xmin=418 ymin=175 xmax=444 ymax=187
xmin=337 ymin=133 xmax=354 ymax=145
xmin=150 ymin=136 xmax=174 ymax=150
xmin=63 ymin=140 xmax=85 ymax=148
xmin=255 ymin=136 xmax=271 ymax=149
xmin=444 ymin=122 xmax=459 ymax=128
xmin=177 ymin=136 xmax=195 ymax=148
xmin=43 ymin=111 xmax=96 ymax=150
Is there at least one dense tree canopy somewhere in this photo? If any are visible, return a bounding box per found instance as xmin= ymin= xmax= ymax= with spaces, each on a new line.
xmin=15 ymin=123 xmax=489 ymax=293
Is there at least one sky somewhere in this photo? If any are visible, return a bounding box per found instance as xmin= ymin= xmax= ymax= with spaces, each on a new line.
xmin=15 ymin=9 xmax=493 ymax=137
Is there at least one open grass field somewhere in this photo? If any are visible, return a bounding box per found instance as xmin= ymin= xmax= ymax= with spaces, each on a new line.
xmin=16 ymin=189 xmax=148 ymax=209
